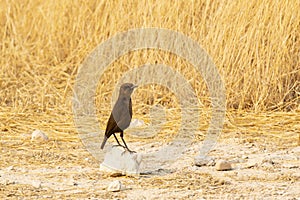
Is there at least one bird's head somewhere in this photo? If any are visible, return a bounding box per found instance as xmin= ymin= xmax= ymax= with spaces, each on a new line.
xmin=119 ymin=83 xmax=138 ymax=97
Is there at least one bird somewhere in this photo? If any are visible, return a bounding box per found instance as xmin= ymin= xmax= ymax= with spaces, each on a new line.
xmin=100 ymin=83 xmax=137 ymax=153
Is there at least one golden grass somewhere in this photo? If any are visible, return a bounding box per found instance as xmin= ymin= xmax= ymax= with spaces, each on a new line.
xmin=0 ymin=0 xmax=299 ymax=142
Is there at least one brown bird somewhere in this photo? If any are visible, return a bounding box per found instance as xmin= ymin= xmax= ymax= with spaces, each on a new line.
xmin=100 ymin=83 xmax=137 ymax=152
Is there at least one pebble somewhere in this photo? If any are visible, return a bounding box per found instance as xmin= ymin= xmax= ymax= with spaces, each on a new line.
xmin=32 ymin=180 xmax=42 ymax=188
xmin=31 ymin=130 xmax=49 ymax=141
xmin=216 ymin=160 xmax=232 ymax=171
xmin=244 ymin=159 xmax=259 ymax=168
xmin=207 ymin=159 xmax=216 ymax=166
xmin=4 ymin=180 xmax=15 ymax=185
xmin=260 ymin=158 xmax=275 ymax=169
xmin=262 ymin=158 xmax=274 ymax=165
xmin=107 ymin=180 xmax=124 ymax=192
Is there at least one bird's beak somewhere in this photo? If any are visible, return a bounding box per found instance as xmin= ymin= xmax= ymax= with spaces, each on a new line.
xmin=131 ymin=85 xmax=138 ymax=89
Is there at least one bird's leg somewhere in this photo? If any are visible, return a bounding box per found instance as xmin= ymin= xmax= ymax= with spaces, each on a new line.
xmin=112 ymin=133 xmax=125 ymax=148
xmin=120 ymin=132 xmax=136 ymax=153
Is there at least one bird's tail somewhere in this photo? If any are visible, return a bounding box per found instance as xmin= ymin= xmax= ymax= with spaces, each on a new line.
xmin=100 ymin=136 xmax=108 ymax=149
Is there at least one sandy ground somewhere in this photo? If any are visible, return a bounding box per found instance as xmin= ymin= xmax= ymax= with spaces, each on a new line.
xmin=1 ymin=128 xmax=299 ymax=200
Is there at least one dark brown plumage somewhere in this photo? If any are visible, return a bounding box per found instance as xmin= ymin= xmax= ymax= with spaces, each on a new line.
xmin=100 ymin=83 xmax=137 ymax=152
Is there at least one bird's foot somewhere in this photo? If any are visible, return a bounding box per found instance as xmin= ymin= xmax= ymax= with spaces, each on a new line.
xmin=120 ymin=148 xmax=136 ymax=155
xmin=125 ymin=148 xmax=136 ymax=154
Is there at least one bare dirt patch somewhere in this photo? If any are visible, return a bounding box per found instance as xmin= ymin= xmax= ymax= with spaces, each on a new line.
xmin=1 ymin=112 xmax=299 ymax=199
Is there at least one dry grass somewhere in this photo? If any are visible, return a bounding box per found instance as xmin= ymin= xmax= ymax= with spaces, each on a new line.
xmin=1 ymin=0 xmax=299 ymax=114
xmin=1 ymin=0 xmax=299 ymax=141
xmin=1 ymin=0 xmax=299 ymax=156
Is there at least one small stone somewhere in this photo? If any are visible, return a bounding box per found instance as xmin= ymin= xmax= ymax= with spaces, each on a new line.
xmin=4 ymin=180 xmax=15 ymax=185
xmin=262 ymin=158 xmax=274 ymax=165
xmin=7 ymin=166 xmax=14 ymax=171
xmin=31 ymin=130 xmax=48 ymax=141
xmin=244 ymin=159 xmax=259 ymax=168
xmin=100 ymin=146 xmax=142 ymax=175
xmin=32 ymin=180 xmax=42 ymax=188
xmin=67 ymin=179 xmax=77 ymax=186
xmin=216 ymin=160 xmax=232 ymax=171
xmin=261 ymin=161 xmax=273 ymax=168
xmin=107 ymin=180 xmax=124 ymax=192
xmin=207 ymin=159 xmax=216 ymax=166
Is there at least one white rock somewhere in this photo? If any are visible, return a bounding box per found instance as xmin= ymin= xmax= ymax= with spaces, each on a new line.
xmin=32 ymin=180 xmax=42 ymax=188
xmin=100 ymin=146 xmax=142 ymax=175
xmin=4 ymin=180 xmax=15 ymax=185
xmin=31 ymin=130 xmax=48 ymax=141
xmin=107 ymin=180 xmax=124 ymax=192
xmin=260 ymin=158 xmax=275 ymax=169
xmin=6 ymin=166 xmax=14 ymax=171
xmin=216 ymin=160 xmax=232 ymax=171
xmin=244 ymin=158 xmax=260 ymax=168
xmin=262 ymin=158 xmax=274 ymax=165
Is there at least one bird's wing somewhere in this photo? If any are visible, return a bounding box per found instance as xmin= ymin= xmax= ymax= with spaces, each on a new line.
xmin=115 ymin=115 xmax=131 ymax=130
xmin=104 ymin=98 xmax=132 ymax=137
xmin=104 ymin=113 xmax=119 ymax=137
